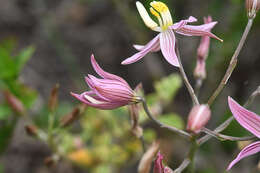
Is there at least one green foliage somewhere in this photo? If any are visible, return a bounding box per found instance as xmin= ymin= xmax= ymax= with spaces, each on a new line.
xmin=0 ymin=105 xmax=11 ymax=120
xmin=158 ymin=113 xmax=184 ymax=130
xmin=154 ymin=74 xmax=182 ymax=104
xmin=0 ymin=121 xmax=16 ymax=154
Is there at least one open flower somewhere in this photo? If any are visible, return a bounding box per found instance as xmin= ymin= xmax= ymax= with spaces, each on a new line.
xmin=71 ymin=55 xmax=141 ymax=110
xmin=227 ymin=97 xmax=260 ymax=170
xmin=121 ymin=1 xmax=222 ymax=67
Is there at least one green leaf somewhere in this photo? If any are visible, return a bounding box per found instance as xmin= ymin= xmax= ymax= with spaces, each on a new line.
xmin=154 ymin=73 xmax=182 ymax=104
xmin=0 ymin=47 xmax=17 ymax=79
xmin=0 ymin=164 xmax=3 ymax=173
xmin=0 ymin=105 xmax=11 ymax=120
xmin=0 ymin=121 xmax=16 ymax=154
xmin=158 ymin=113 xmax=184 ymax=130
xmin=15 ymin=46 xmax=35 ymax=73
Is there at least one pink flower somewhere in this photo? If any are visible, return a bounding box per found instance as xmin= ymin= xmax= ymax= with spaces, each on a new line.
xmin=227 ymin=97 xmax=260 ymax=170
xmin=194 ymin=16 xmax=213 ymax=79
xmin=121 ymin=1 xmax=222 ymax=67
xmin=71 ymin=55 xmax=141 ymax=110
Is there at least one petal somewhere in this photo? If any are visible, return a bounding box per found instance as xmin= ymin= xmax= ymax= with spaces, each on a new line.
xmin=169 ymin=16 xmax=198 ymax=30
xmin=228 ymin=97 xmax=260 ymax=138
xmin=133 ymin=43 xmax=160 ymax=52
xmin=175 ymin=22 xmax=223 ymax=42
xmin=227 ymin=141 xmax=260 ymax=170
xmin=71 ymin=92 xmax=125 ymax=110
xmin=136 ymin=1 xmax=158 ymax=30
xmin=90 ymin=54 xmax=128 ymax=85
xmin=121 ymin=35 xmax=160 ymax=65
xmin=159 ymin=30 xmax=179 ymax=67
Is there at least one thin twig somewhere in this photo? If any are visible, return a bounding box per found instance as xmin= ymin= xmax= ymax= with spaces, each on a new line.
xmin=141 ymin=99 xmax=192 ymax=139
xmin=201 ymin=127 xmax=257 ymax=141
xmin=207 ymin=18 xmax=254 ymax=106
xmin=176 ymin=43 xmax=199 ymax=105
xmin=173 ymin=158 xmax=191 ymax=173
xmin=198 ymin=85 xmax=260 ymax=145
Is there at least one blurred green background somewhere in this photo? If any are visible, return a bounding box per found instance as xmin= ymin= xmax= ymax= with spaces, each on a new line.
xmin=0 ymin=0 xmax=260 ymax=173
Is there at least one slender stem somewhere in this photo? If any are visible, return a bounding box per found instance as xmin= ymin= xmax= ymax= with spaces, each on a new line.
xmin=173 ymin=158 xmax=191 ymax=173
xmin=201 ymin=127 xmax=257 ymax=141
xmin=207 ymin=19 xmax=254 ymax=106
xmin=188 ymin=138 xmax=198 ymax=173
xmin=198 ymin=85 xmax=260 ymax=145
xmin=195 ymin=79 xmax=203 ymax=97
xmin=176 ymin=44 xmax=199 ymax=105
xmin=140 ymin=135 xmax=146 ymax=153
xmin=141 ymin=99 xmax=192 ymax=139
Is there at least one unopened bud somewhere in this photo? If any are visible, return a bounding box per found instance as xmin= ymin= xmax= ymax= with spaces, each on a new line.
xmin=25 ymin=125 xmax=38 ymax=137
xmin=3 ymin=90 xmax=25 ymax=115
xmin=246 ymin=0 xmax=260 ymax=18
xmin=186 ymin=104 xmax=211 ymax=133
xmin=48 ymin=84 xmax=59 ymax=112
xmin=60 ymin=107 xmax=81 ymax=127
xmin=138 ymin=141 xmax=160 ymax=173
xmin=193 ymin=60 xmax=206 ymax=80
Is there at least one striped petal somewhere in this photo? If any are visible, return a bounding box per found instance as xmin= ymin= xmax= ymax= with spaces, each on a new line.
xmin=90 ymin=54 xmax=128 ymax=85
xmin=169 ymin=16 xmax=197 ymax=30
xmin=175 ymin=22 xmax=223 ymax=42
xmin=228 ymin=96 xmax=260 ymax=138
xmin=159 ymin=30 xmax=179 ymax=67
xmin=121 ymin=34 xmax=160 ymax=65
xmin=227 ymin=141 xmax=260 ymax=170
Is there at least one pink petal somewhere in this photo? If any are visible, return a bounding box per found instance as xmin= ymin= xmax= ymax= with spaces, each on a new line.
xmin=159 ymin=30 xmax=179 ymax=67
xmin=170 ymin=16 xmax=198 ymax=30
xmin=176 ymin=22 xmax=223 ymax=42
xmin=228 ymin=97 xmax=260 ymax=138
xmin=227 ymin=141 xmax=260 ymax=170
xmin=121 ymin=35 xmax=160 ymax=65
xmin=133 ymin=43 xmax=160 ymax=52
xmin=70 ymin=92 xmax=125 ymax=110
xmin=90 ymin=54 xmax=128 ymax=85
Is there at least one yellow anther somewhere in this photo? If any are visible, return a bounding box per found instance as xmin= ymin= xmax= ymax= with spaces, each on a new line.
xmin=150 ymin=7 xmax=160 ymax=18
xmin=150 ymin=1 xmax=169 ymax=13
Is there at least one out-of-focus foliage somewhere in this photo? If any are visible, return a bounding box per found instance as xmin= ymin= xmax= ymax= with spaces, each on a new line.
xmin=0 ymin=39 xmax=36 ymax=153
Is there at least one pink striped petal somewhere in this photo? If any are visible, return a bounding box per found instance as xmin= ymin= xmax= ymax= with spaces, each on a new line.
xmin=133 ymin=43 xmax=160 ymax=52
xmin=71 ymin=92 xmax=126 ymax=110
xmin=227 ymin=141 xmax=260 ymax=170
xmin=169 ymin=16 xmax=198 ymax=30
xmin=228 ymin=97 xmax=260 ymax=138
xmin=90 ymin=54 xmax=128 ymax=85
xmin=159 ymin=30 xmax=179 ymax=67
xmin=176 ymin=22 xmax=223 ymax=42
xmin=121 ymin=34 xmax=160 ymax=65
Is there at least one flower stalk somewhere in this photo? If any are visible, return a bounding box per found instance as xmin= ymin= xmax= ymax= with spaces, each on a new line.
xmin=207 ymin=18 xmax=254 ymax=106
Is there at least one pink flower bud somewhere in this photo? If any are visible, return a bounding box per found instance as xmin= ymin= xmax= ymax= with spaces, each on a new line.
xmin=193 ymin=59 xmax=206 ymax=80
xmin=246 ymin=0 xmax=260 ymax=18
xmin=153 ymin=152 xmax=164 ymax=173
xmin=186 ymin=104 xmax=211 ymax=133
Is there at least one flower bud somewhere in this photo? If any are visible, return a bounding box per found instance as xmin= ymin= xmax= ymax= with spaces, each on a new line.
xmin=246 ymin=0 xmax=260 ymax=18
xmin=138 ymin=141 xmax=160 ymax=173
xmin=193 ymin=60 xmax=206 ymax=80
xmin=186 ymin=104 xmax=211 ymax=133
xmin=3 ymin=90 xmax=25 ymax=115
xmin=25 ymin=125 xmax=38 ymax=137
xmin=60 ymin=107 xmax=81 ymax=127
xmin=48 ymin=84 xmax=59 ymax=112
